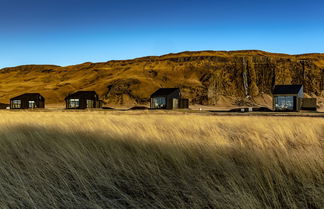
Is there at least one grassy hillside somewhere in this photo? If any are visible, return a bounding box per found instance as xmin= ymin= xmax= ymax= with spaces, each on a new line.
xmin=0 ymin=50 xmax=324 ymax=107
xmin=0 ymin=111 xmax=323 ymax=208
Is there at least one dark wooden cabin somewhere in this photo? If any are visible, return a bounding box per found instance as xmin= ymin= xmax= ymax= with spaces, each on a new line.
xmin=150 ymin=88 xmax=189 ymax=109
xmin=10 ymin=93 xmax=45 ymax=109
xmin=301 ymin=98 xmax=317 ymax=111
xmin=273 ymin=85 xmax=303 ymax=111
xmin=0 ymin=103 xmax=9 ymax=109
xmin=65 ymin=91 xmax=101 ymax=109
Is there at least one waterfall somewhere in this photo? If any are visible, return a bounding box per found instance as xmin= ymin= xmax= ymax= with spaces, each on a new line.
xmin=207 ymin=74 xmax=217 ymax=105
xmin=321 ymin=69 xmax=324 ymax=91
xmin=242 ymin=57 xmax=249 ymax=97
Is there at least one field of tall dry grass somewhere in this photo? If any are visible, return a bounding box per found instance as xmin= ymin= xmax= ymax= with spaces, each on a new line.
xmin=0 ymin=111 xmax=323 ymax=209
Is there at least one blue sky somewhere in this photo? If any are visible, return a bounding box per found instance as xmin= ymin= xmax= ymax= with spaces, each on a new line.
xmin=0 ymin=0 xmax=323 ymax=68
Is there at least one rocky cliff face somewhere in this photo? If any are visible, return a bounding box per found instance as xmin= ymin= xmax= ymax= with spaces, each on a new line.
xmin=0 ymin=50 xmax=323 ymax=107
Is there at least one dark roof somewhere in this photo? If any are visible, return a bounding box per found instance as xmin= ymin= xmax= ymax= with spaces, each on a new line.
xmin=273 ymin=85 xmax=303 ymax=94
xmin=65 ymin=91 xmax=98 ymax=100
xmin=10 ymin=93 xmax=44 ymax=100
xmin=151 ymin=88 xmax=179 ymax=97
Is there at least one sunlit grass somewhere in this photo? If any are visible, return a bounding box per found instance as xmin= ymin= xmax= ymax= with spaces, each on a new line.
xmin=0 ymin=111 xmax=323 ymax=209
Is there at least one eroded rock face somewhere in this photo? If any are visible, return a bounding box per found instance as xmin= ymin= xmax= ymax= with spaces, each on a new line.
xmin=0 ymin=50 xmax=323 ymax=106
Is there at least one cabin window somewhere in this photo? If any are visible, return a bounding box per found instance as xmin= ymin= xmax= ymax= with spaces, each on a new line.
xmin=69 ymin=99 xmax=80 ymax=108
xmin=12 ymin=100 xmax=21 ymax=108
xmin=172 ymin=98 xmax=179 ymax=109
xmin=152 ymin=97 xmax=166 ymax=108
xmin=28 ymin=101 xmax=36 ymax=108
xmin=274 ymin=96 xmax=294 ymax=111
xmin=86 ymin=100 xmax=94 ymax=108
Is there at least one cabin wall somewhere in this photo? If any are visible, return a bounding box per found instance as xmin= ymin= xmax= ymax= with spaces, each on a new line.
xmin=297 ymin=86 xmax=304 ymax=98
xmin=93 ymin=99 xmax=102 ymax=108
xmin=0 ymin=103 xmax=9 ymax=109
xmin=301 ymin=98 xmax=317 ymax=110
xmin=166 ymin=98 xmax=175 ymax=109
xmin=79 ymin=99 xmax=87 ymax=109
xmin=21 ymin=100 xmax=29 ymax=109
xmin=166 ymin=90 xmax=181 ymax=109
xmin=166 ymin=90 xmax=181 ymax=100
xmin=150 ymin=98 xmax=153 ymax=108
xmin=10 ymin=98 xmax=45 ymax=109
xmin=37 ymin=99 xmax=45 ymax=108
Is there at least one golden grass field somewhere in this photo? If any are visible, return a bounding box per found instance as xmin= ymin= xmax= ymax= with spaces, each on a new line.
xmin=0 ymin=111 xmax=323 ymax=209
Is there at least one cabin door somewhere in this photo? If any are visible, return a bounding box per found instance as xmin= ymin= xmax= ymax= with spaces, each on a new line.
xmin=86 ymin=100 xmax=94 ymax=108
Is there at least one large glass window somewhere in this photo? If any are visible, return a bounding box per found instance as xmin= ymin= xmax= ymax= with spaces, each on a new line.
xmin=152 ymin=97 xmax=166 ymax=109
xmin=274 ymin=96 xmax=294 ymax=111
xmin=12 ymin=100 xmax=21 ymax=109
xmin=69 ymin=99 xmax=80 ymax=108
xmin=28 ymin=101 xmax=36 ymax=108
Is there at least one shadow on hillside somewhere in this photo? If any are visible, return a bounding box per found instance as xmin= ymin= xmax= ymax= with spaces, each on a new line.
xmin=0 ymin=125 xmax=321 ymax=209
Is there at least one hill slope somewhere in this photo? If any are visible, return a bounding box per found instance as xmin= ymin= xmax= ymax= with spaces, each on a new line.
xmin=1 ymin=50 xmax=324 ymax=107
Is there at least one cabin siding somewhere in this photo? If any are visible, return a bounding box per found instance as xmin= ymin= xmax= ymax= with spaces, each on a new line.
xmin=0 ymin=103 xmax=9 ymax=109
xmin=301 ymin=98 xmax=317 ymax=111
xmin=65 ymin=91 xmax=101 ymax=109
xmin=9 ymin=93 xmax=45 ymax=109
xmin=150 ymin=88 xmax=188 ymax=109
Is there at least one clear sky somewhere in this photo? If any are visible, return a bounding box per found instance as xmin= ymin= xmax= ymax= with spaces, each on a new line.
xmin=0 ymin=0 xmax=323 ymax=68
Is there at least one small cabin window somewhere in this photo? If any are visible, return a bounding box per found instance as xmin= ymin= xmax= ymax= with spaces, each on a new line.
xmin=152 ymin=97 xmax=166 ymax=108
xmin=69 ymin=99 xmax=80 ymax=108
xmin=28 ymin=101 xmax=36 ymax=108
xmin=12 ymin=100 xmax=21 ymax=108
xmin=86 ymin=100 xmax=94 ymax=108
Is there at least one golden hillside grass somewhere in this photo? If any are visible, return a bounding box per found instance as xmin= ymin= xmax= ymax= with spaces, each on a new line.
xmin=0 ymin=111 xmax=323 ymax=209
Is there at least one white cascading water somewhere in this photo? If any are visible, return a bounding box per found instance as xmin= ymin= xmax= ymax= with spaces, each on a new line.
xmin=242 ymin=57 xmax=249 ymax=98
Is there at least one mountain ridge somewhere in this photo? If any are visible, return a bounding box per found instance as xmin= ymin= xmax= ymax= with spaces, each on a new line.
xmin=3 ymin=50 xmax=324 ymax=70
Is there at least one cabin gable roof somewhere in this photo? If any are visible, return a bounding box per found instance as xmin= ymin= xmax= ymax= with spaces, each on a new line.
xmin=10 ymin=93 xmax=44 ymax=101
xmin=151 ymin=88 xmax=179 ymax=97
xmin=273 ymin=85 xmax=303 ymax=95
xmin=65 ymin=91 xmax=98 ymax=100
